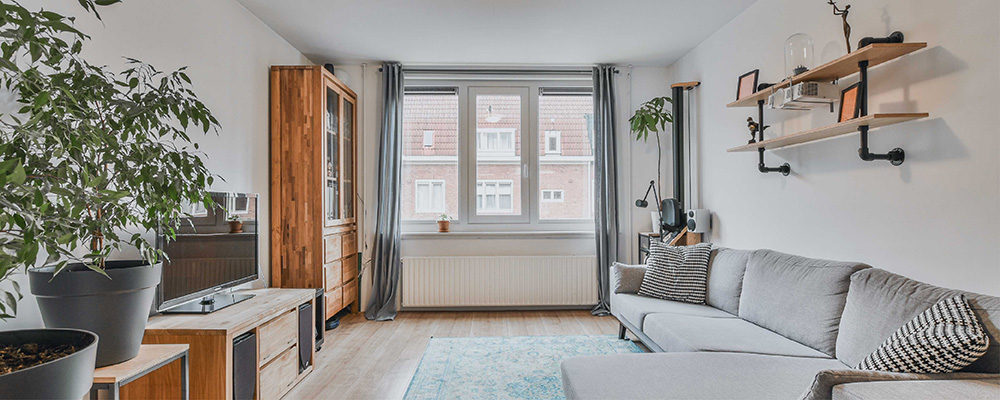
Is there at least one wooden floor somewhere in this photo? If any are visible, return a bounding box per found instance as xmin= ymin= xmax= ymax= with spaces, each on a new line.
xmin=286 ymin=310 xmax=624 ymax=400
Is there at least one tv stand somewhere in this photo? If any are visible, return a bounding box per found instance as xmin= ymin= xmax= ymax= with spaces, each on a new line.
xmin=161 ymin=293 xmax=255 ymax=314
xmin=140 ymin=289 xmax=315 ymax=399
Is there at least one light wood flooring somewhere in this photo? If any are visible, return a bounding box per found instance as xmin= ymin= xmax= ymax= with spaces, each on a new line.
xmin=286 ymin=310 xmax=625 ymax=400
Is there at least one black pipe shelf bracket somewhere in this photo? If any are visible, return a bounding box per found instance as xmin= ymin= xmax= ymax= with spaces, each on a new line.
xmin=755 ymin=99 xmax=791 ymax=176
xmin=856 ymin=59 xmax=905 ymax=165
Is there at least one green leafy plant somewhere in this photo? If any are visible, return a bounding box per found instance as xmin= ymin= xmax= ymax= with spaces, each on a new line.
xmin=628 ymin=96 xmax=673 ymax=196
xmin=437 ymin=214 xmax=451 ymax=221
xmin=0 ymin=0 xmax=221 ymax=318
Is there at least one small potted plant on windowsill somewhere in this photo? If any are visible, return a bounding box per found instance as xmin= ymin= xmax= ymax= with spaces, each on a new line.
xmin=437 ymin=214 xmax=452 ymax=233
xmin=228 ymin=215 xmax=244 ymax=233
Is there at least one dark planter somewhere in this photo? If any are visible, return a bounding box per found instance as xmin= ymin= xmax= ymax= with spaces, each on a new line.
xmin=28 ymin=260 xmax=161 ymax=367
xmin=0 ymin=329 xmax=98 ymax=400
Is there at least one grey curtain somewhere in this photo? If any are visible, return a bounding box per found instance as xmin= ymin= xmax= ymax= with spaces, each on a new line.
xmin=592 ymin=65 xmax=619 ymax=316
xmin=365 ymin=62 xmax=404 ymax=321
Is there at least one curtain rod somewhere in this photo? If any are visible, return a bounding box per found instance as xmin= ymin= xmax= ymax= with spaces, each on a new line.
xmin=377 ymin=67 xmax=619 ymax=75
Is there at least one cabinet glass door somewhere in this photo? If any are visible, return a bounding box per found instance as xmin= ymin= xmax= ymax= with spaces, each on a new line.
xmin=325 ymin=86 xmax=341 ymax=224
xmin=343 ymin=98 xmax=355 ymax=220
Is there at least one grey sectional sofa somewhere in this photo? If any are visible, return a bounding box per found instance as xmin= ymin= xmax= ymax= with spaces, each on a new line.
xmin=561 ymin=248 xmax=1000 ymax=399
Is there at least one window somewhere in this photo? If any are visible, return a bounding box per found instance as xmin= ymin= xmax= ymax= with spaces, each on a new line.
xmin=539 ymin=90 xmax=595 ymax=220
xmin=541 ymin=189 xmax=564 ymax=203
xmin=477 ymin=129 xmax=516 ymax=154
xmin=401 ymin=81 xmax=594 ymax=231
xmin=422 ymin=130 xmax=434 ymax=147
xmin=402 ymin=88 xmax=459 ymax=221
xmin=544 ymin=131 xmax=561 ymax=154
xmin=472 ymin=89 xmax=527 ymax=222
xmin=476 ymin=180 xmax=514 ymax=213
xmin=415 ymin=180 xmax=446 ymax=213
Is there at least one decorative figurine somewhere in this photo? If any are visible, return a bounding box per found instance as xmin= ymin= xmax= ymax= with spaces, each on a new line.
xmin=746 ymin=117 xmax=769 ymax=144
xmin=828 ymin=1 xmax=852 ymax=53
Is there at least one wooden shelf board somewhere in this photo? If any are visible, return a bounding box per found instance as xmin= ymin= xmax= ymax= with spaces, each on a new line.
xmin=727 ymin=113 xmax=928 ymax=153
xmin=93 ymin=344 xmax=188 ymax=384
xmin=727 ymin=43 xmax=927 ymax=108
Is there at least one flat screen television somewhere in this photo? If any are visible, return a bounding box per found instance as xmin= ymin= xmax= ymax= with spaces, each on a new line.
xmin=155 ymin=192 xmax=259 ymax=313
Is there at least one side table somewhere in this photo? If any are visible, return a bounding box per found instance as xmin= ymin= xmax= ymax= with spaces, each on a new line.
xmin=91 ymin=344 xmax=189 ymax=400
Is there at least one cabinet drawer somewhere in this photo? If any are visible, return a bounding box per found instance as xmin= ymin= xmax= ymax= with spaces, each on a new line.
xmin=258 ymin=310 xmax=297 ymax=367
xmin=342 ymin=254 xmax=358 ymax=284
xmin=259 ymin=344 xmax=298 ymax=400
xmin=324 ymin=235 xmax=342 ymax=264
xmin=342 ymin=234 xmax=357 ymax=258
xmin=343 ymin=279 xmax=358 ymax=310
xmin=325 ymin=287 xmax=342 ymax=320
xmin=324 ymin=260 xmax=343 ymax=291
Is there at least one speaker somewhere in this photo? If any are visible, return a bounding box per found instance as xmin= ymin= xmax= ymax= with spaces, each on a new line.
xmin=232 ymin=332 xmax=256 ymax=400
xmin=686 ymin=209 xmax=711 ymax=233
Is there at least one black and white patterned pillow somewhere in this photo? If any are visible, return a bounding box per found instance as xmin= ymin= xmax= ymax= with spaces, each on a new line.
xmin=638 ymin=242 xmax=712 ymax=304
xmin=857 ymin=294 xmax=990 ymax=373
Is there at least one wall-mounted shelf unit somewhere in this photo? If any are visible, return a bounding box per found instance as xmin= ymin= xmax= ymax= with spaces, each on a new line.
xmin=727 ymin=43 xmax=927 ymax=108
xmin=727 ymin=113 xmax=928 ymax=152
xmin=728 ymin=41 xmax=928 ymax=174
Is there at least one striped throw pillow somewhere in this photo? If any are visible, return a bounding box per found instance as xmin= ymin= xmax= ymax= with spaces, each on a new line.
xmin=857 ymin=294 xmax=990 ymax=373
xmin=638 ymin=242 xmax=713 ymax=304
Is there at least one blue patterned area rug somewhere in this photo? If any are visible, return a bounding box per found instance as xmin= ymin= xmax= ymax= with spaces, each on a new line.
xmin=403 ymin=335 xmax=643 ymax=400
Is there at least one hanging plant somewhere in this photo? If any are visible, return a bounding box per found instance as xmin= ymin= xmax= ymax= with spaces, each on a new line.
xmin=628 ymin=96 xmax=673 ymax=193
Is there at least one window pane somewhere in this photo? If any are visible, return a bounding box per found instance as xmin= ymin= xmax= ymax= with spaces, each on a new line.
xmin=539 ymin=93 xmax=594 ymax=220
xmin=403 ymin=91 xmax=459 ymax=220
xmin=476 ymin=94 xmax=521 ymax=216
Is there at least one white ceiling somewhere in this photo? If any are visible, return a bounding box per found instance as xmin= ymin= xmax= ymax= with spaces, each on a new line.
xmin=235 ymin=0 xmax=757 ymax=66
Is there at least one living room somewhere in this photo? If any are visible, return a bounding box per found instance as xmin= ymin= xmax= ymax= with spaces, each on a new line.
xmin=0 ymin=0 xmax=997 ymax=399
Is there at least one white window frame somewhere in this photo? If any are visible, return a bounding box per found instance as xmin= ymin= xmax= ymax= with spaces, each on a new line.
xmin=399 ymin=80 xmax=595 ymax=233
xmin=544 ymin=130 xmax=561 ymax=154
xmin=477 ymin=128 xmax=516 ymax=155
xmin=541 ymin=189 xmax=564 ymax=203
xmin=422 ymin=130 xmax=434 ymax=147
xmin=467 ymin=86 xmax=530 ymax=224
xmin=476 ymin=179 xmax=514 ymax=213
xmin=414 ymin=179 xmax=446 ymax=213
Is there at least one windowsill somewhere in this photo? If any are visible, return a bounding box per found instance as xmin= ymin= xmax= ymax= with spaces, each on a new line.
xmin=402 ymin=231 xmax=595 ymax=240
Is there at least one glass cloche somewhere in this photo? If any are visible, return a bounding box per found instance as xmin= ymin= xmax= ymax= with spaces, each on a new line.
xmin=784 ymin=33 xmax=815 ymax=78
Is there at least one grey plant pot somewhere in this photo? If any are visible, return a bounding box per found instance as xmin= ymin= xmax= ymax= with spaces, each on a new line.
xmin=0 ymin=329 xmax=98 ymax=400
xmin=28 ymin=260 xmax=161 ymax=367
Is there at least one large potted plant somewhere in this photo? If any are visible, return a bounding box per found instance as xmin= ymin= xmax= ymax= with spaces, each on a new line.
xmin=629 ymin=96 xmax=673 ymax=231
xmin=0 ymin=0 xmax=219 ymax=386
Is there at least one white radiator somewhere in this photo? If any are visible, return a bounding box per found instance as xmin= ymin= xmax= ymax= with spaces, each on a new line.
xmin=401 ymin=256 xmax=598 ymax=307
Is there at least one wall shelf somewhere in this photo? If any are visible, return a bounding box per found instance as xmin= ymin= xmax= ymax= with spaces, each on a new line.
xmin=727 ymin=42 xmax=927 ymax=108
xmin=727 ymin=113 xmax=929 ymax=152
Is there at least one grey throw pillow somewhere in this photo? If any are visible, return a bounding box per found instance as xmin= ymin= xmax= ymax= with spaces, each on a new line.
xmin=638 ymin=242 xmax=712 ymax=304
xmin=857 ymin=294 xmax=990 ymax=373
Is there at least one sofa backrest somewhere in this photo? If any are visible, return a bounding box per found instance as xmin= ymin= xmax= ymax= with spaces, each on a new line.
xmin=836 ymin=268 xmax=1000 ymax=373
xmin=705 ymin=247 xmax=751 ymax=315
xmin=739 ymin=250 xmax=870 ymax=357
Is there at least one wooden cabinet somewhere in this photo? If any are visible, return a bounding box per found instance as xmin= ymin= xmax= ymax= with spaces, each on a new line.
xmin=270 ymin=66 xmax=360 ymax=321
xmin=141 ymin=289 xmax=315 ymax=400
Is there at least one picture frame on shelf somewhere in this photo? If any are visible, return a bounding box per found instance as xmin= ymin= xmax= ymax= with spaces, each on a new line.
xmin=736 ymin=69 xmax=759 ymax=101
xmin=838 ymin=82 xmax=862 ymax=122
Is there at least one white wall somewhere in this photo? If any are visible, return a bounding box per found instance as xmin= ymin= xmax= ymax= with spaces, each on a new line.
xmin=667 ymin=0 xmax=999 ymax=295
xmin=0 ymin=0 xmax=311 ymax=329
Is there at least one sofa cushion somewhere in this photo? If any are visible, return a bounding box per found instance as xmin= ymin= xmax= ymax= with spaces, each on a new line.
xmin=832 ymin=379 xmax=1000 ymax=400
xmin=739 ymin=250 xmax=869 ymax=357
xmin=611 ymin=293 xmax=734 ymax=330
xmin=643 ymin=312 xmax=830 ymax=358
xmin=858 ymin=295 xmax=990 ymax=373
xmin=705 ymin=247 xmax=751 ymax=315
xmin=638 ymin=242 xmax=713 ymax=304
xmin=560 ymin=352 xmax=848 ymax=400
xmin=611 ymin=263 xmax=646 ymax=294
xmin=837 ymin=268 xmax=1000 ymax=374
